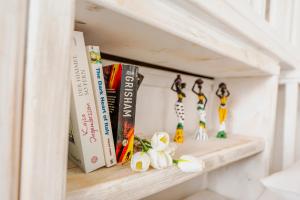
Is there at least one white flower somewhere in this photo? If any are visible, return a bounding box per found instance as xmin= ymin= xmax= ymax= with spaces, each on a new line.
xmin=164 ymin=142 xmax=177 ymax=156
xmin=151 ymin=131 xmax=170 ymax=151
xmin=130 ymin=152 xmax=150 ymax=172
xmin=177 ymin=155 xmax=205 ymax=173
xmin=148 ymin=149 xmax=173 ymax=169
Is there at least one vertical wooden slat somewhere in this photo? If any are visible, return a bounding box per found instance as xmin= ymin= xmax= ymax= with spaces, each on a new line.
xmin=0 ymin=0 xmax=27 ymax=200
xmin=290 ymin=0 xmax=300 ymax=48
xmin=268 ymin=0 xmax=294 ymax=42
xmin=20 ymin=0 xmax=74 ymax=200
xmin=248 ymin=0 xmax=267 ymax=18
xmin=282 ymin=82 xmax=298 ymax=169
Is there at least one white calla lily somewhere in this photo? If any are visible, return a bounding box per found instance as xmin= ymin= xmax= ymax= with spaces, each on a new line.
xmin=176 ymin=155 xmax=205 ymax=173
xmin=148 ymin=149 xmax=173 ymax=169
xmin=164 ymin=142 xmax=177 ymax=156
xmin=130 ymin=152 xmax=150 ymax=172
xmin=151 ymin=131 xmax=170 ymax=151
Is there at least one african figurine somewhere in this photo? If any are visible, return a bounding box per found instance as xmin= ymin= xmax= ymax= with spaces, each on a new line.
xmin=171 ymin=75 xmax=186 ymax=143
xmin=216 ymin=82 xmax=230 ymax=138
xmin=192 ymin=78 xmax=208 ymax=141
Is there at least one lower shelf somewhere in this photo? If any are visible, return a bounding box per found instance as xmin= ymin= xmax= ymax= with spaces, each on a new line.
xmin=183 ymin=190 xmax=230 ymax=200
xmin=67 ymin=135 xmax=264 ymax=200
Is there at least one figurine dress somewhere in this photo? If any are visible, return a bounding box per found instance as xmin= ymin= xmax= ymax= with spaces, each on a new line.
xmin=174 ymin=93 xmax=185 ymax=143
xmin=195 ymin=95 xmax=208 ymax=140
xmin=217 ymin=96 xmax=228 ymax=138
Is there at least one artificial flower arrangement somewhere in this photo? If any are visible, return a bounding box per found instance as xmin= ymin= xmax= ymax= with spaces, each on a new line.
xmin=131 ymin=131 xmax=205 ymax=173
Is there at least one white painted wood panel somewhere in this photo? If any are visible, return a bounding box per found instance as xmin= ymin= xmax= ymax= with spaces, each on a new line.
xmin=142 ymin=175 xmax=207 ymax=200
xmin=248 ymin=0 xmax=267 ymax=18
xmin=75 ymin=0 xmax=281 ymax=77
xmin=268 ymin=0 xmax=294 ymax=43
xmin=296 ymin=87 xmax=300 ymax=162
xmin=290 ymin=0 xmax=300 ymax=48
xmin=0 ymin=0 xmax=27 ymax=200
xmin=188 ymin=0 xmax=299 ymax=69
xmin=271 ymin=69 xmax=300 ymax=173
xmin=19 ymin=0 xmax=74 ymax=200
xmin=184 ymin=189 xmax=230 ymax=200
xmin=270 ymin=84 xmax=284 ymax=173
xmin=282 ymin=83 xmax=298 ymax=168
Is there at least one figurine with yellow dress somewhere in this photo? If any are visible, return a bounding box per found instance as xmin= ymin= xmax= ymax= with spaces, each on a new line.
xmin=171 ymin=75 xmax=186 ymax=143
xmin=216 ymin=83 xmax=230 ymax=138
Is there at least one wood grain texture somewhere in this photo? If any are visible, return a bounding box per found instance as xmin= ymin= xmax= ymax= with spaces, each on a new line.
xmin=20 ymin=0 xmax=74 ymax=200
xmin=75 ymin=0 xmax=280 ymax=77
xmin=67 ymin=135 xmax=264 ymax=200
xmin=0 ymin=0 xmax=27 ymax=200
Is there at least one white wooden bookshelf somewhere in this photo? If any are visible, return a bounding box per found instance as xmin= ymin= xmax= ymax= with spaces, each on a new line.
xmin=67 ymin=135 xmax=264 ymax=200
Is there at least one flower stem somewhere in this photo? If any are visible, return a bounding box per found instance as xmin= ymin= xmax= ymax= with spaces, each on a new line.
xmin=134 ymin=136 xmax=151 ymax=152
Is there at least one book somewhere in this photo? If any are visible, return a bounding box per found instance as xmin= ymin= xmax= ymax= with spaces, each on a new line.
xmin=86 ymin=45 xmax=117 ymax=167
xmin=103 ymin=64 xmax=140 ymax=163
xmin=68 ymin=31 xmax=105 ymax=173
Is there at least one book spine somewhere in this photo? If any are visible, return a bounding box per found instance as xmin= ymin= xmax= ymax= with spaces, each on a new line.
xmin=117 ymin=64 xmax=139 ymax=163
xmin=103 ymin=64 xmax=139 ymax=163
xmin=69 ymin=31 xmax=105 ymax=173
xmin=86 ymin=45 xmax=117 ymax=167
xmin=103 ymin=64 xmax=122 ymax=162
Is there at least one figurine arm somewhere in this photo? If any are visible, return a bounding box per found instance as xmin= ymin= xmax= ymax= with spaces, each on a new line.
xmin=191 ymin=82 xmax=198 ymax=95
xmin=171 ymin=82 xmax=177 ymax=92
xmin=203 ymin=94 xmax=208 ymax=108
xmin=226 ymin=90 xmax=230 ymax=97
xmin=216 ymin=88 xmax=222 ymax=98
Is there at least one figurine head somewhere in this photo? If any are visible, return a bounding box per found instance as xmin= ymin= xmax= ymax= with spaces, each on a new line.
xmin=174 ymin=75 xmax=186 ymax=90
xmin=218 ymin=83 xmax=228 ymax=96
xmin=219 ymin=82 xmax=227 ymax=91
xmin=196 ymin=78 xmax=203 ymax=85
xmin=196 ymin=78 xmax=203 ymax=89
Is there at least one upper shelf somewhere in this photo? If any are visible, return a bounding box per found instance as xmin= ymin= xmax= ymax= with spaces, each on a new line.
xmin=75 ymin=0 xmax=298 ymax=77
xmin=67 ymin=135 xmax=264 ymax=200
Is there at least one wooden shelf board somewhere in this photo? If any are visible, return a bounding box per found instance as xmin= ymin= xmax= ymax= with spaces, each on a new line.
xmin=75 ymin=0 xmax=281 ymax=78
xmin=184 ymin=190 xmax=230 ymax=200
xmin=67 ymin=135 xmax=264 ymax=200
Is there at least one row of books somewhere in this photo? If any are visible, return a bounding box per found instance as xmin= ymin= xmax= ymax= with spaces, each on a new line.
xmin=68 ymin=31 xmax=142 ymax=173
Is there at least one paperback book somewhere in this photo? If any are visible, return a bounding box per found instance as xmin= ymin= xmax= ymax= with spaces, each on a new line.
xmin=68 ymin=31 xmax=105 ymax=173
xmin=86 ymin=45 xmax=117 ymax=167
xmin=103 ymin=64 xmax=140 ymax=163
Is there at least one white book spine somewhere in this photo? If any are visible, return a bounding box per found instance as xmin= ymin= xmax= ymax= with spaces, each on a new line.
xmin=86 ymin=46 xmax=117 ymax=167
xmin=69 ymin=31 xmax=105 ymax=173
